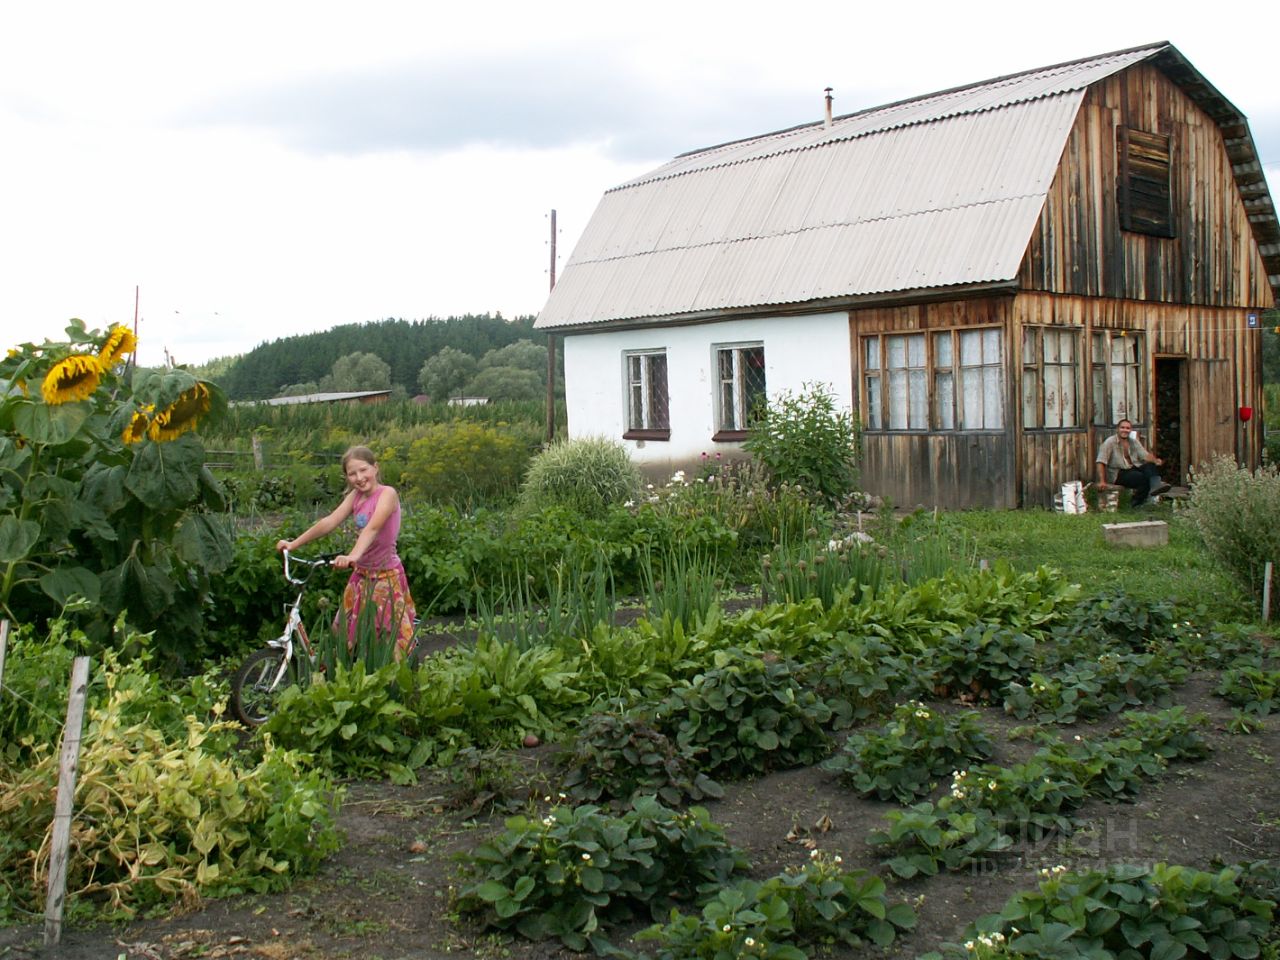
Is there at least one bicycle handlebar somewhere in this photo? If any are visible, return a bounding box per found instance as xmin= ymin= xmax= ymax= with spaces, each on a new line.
xmin=282 ymin=549 xmax=337 ymax=585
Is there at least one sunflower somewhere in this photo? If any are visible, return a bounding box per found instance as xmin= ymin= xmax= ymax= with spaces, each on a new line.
xmin=148 ymin=383 xmax=211 ymax=442
xmin=122 ymin=406 xmax=153 ymax=444
xmin=41 ymin=354 xmax=104 ymax=405
xmin=98 ymin=325 xmax=137 ymax=368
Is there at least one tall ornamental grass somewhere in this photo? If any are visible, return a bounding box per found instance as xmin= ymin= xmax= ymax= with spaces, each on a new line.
xmin=518 ymin=436 xmax=643 ymax=519
xmin=1185 ymin=455 xmax=1280 ymax=605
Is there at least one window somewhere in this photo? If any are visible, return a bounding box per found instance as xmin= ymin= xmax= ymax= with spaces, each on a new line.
xmin=623 ymin=350 xmax=670 ymax=438
xmin=1091 ymin=331 xmax=1143 ymax=425
xmin=861 ymin=334 xmax=926 ymax=430
xmin=1118 ymin=127 xmax=1173 ymax=238
xmin=862 ymin=328 xmax=1004 ymax=431
xmin=714 ymin=343 xmax=766 ymax=436
xmin=1022 ymin=327 xmax=1080 ymax=428
xmin=957 ymin=328 xmax=1004 ymax=430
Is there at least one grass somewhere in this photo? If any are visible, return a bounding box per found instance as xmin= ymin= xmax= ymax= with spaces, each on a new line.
xmin=939 ymin=504 xmax=1253 ymax=621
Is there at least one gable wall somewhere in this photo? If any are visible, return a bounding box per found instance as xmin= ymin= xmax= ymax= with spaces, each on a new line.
xmin=1020 ymin=63 xmax=1272 ymax=308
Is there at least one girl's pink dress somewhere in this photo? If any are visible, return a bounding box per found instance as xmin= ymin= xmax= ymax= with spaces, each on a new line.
xmin=337 ymin=485 xmax=416 ymax=660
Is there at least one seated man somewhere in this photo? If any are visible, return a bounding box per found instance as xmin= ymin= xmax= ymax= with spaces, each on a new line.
xmin=1095 ymin=419 xmax=1172 ymax=507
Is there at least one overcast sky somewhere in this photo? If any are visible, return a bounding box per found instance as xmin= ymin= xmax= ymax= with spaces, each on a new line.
xmin=3 ymin=0 xmax=1277 ymax=368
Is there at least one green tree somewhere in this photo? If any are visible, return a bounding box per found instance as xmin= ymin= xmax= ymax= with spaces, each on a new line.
xmin=480 ymin=339 xmax=547 ymax=379
xmin=467 ymin=367 xmax=543 ymax=402
xmin=1262 ymin=309 xmax=1279 ymax=384
xmin=320 ymin=352 xmax=391 ymax=392
xmin=418 ymin=346 xmax=478 ymax=400
xmin=0 ymin=320 xmax=231 ymax=655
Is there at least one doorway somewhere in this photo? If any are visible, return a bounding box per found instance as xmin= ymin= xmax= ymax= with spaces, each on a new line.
xmin=1153 ymin=357 xmax=1186 ymax=484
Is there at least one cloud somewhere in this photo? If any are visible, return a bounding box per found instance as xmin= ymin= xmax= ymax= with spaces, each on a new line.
xmin=181 ymin=48 xmax=814 ymax=163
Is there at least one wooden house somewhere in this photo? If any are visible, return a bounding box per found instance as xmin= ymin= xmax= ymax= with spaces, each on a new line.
xmin=535 ymin=42 xmax=1278 ymax=508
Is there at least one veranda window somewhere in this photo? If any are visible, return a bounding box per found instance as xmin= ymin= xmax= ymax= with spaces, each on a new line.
xmin=1022 ymin=327 xmax=1079 ymax=428
xmin=1091 ymin=331 xmax=1143 ymax=425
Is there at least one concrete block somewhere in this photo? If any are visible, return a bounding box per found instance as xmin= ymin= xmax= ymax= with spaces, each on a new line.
xmin=1101 ymin=520 xmax=1168 ymax=548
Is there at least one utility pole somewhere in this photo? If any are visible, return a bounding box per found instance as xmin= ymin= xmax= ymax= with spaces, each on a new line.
xmin=545 ymin=209 xmax=557 ymax=444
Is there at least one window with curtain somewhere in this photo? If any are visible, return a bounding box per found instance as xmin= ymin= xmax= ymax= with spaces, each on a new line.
xmin=863 ymin=327 xmax=1004 ymax=431
xmin=1091 ymin=331 xmax=1143 ymax=425
xmin=1022 ymin=327 xmax=1079 ymax=428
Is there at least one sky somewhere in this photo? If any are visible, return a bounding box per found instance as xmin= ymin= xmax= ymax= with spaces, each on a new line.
xmin=2 ymin=0 xmax=1277 ymax=369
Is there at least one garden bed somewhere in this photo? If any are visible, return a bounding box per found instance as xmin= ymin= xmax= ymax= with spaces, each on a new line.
xmin=2 ymin=670 xmax=1276 ymax=960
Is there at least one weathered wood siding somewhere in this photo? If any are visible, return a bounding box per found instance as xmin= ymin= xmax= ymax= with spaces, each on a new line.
xmin=852 ymin=298 xmax=1017 ymax=510
xmin=1019 ymin=63 xmax=1272 ymax=309
xmin=1010 ymin=293 xmax=1260 ymax=506
xmin=852 ymin=292 xmax=1261 ymax=509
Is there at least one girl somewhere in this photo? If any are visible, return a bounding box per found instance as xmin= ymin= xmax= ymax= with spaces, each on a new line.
xmin=276 ymin=446 xmax=416 ymax=660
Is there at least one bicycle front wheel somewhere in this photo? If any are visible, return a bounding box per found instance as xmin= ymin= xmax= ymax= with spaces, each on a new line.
xmin=231 ymin=647 xmax=299 ymax=726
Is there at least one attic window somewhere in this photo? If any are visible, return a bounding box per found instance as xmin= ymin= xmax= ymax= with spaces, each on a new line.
xmin=1118 ymin=127 xmax=1174 ymax=238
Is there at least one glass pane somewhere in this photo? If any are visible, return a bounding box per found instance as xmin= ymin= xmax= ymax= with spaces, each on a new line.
xmin=983 ymin=328 xmax=1000 ymax=361
xmin=983 ymin=366 xmax=1003 ymax=428
xmin=1092 ymin=368 xmax=1108 ymax=425
xmin=907 ymin=334 xmax=925 ymax=368
xmin=1059 ymin=368 xmax=1075 ymax=427
xmin=1092 ymin=332 xmax=1106 ymax=364
xmin=960 ymin=329 xmax=981 ymax=366
xmin=1059 ymin=331 xmax=1074 ymax=362
xmin=935 ymin=331 xmax=953 ymax=368
xmin=909 ymin=369 xmax=926 ymax=429
xmin=889 ymin=370 xmax=907 ymax=430
xmin=936 ymin=371 xmax=955 ymax=429
xmin=866 ymin=375 xmax=882 ymax=429
xmin=1044 ymin=366 xmax=1060 ymax=428
xmin=1022 ymin=328 xmax=1037 ymax=365
xmin=649 ymin=354 xmax=670 ymax=429
xmin=1111 ymin=365 xmax=1128 ymax=421
xmin=1023 ymin=373 xmax=1039 ymax=428
xmin=961 ymin=368 xmax=981 ymax=430
xmin=865 ymin=337 xmax=880 ymax=370
xmin=629 ymin=384 xmax=643 ymax=428
xmin=888 ymin=336 xmax=906 ymax=370
xmin=718 ymin=349 xmax=733 ymax=382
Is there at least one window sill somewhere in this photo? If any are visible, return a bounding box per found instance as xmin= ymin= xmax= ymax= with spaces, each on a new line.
xmin=623 ymin=429 xmax=670 ymax=441
xmin=711 ymin=430 xmax=751 ymax=442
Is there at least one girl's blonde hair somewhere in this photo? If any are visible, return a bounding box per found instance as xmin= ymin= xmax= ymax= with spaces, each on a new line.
xmin=341 ymin=445 xmax=378 ymax=474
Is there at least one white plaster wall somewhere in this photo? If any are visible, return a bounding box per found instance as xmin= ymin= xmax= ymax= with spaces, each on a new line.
xmin=562 ymin=313 xmax=853 ymax=476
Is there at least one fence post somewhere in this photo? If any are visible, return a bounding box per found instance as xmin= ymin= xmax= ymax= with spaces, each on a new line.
xmin=252 ymin=434 xmax=264 ymax=471
xmin=1264 ymin=561 xmax=1274 ymax=624
xmin=44 ymin=655 xmax=91 ymax=948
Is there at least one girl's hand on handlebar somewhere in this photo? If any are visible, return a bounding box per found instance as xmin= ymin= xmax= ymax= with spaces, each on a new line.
xmin=276 ymin=539 xmax=294 ymax=553
xmin=333 ymin=554 xmax=355 ymax=569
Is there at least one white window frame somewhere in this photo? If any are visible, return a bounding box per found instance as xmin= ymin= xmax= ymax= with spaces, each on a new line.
xmin=863 ymin=327 xmax=1004 ymax=432
xmin=623 ymin=349 xmax=670 ymax=437
xmin=713 ymin=342 xmax=766 ymax=434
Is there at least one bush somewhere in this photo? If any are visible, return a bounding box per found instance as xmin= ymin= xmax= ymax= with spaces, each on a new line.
xmin=401 ymin=420 xmax=537 ymax=508
xmin=743 ymin=382 xmax=860 ymax=503
xmin=518 ymin=436 xmax=642 ymax=519
xmin=1186 ymin=455 xmax=1280 ymax=602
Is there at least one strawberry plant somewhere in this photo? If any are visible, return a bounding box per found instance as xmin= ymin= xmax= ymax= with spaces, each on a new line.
xmin=823 ymin=701 xmax=993 ymax=802
xmin=455 ymin=796 xmax=748 ymax=951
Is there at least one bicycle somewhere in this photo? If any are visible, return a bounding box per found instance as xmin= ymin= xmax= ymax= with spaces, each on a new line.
xmin=230 ymin=550 xmax=334 ymax=726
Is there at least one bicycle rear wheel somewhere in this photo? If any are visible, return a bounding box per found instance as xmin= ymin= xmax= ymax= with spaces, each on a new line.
xmin=231 ymin=647 xmax=298 ymax=725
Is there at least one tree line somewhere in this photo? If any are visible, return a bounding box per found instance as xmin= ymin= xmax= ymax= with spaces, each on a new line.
xmin=212 ymin=314 xmax=552 ymax=401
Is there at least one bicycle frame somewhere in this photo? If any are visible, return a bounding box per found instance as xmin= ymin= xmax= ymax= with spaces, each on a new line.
xmin=267 ymin=551 xmax=329 ymax=683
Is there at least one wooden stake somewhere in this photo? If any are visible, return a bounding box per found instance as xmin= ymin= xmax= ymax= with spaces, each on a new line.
xmin=0 ymin=620 xmax=9 ymax=702
xmin=1264 ymin=561 xmax=1273 ymax=624
xmin=44 ymin=656 xmax=91 ymax=948
xmin=979 ymin=558 xmax=990 ymax=571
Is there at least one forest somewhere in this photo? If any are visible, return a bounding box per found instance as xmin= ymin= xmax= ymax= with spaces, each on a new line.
xmin=210 ymin=313 xmax=546 ymax=400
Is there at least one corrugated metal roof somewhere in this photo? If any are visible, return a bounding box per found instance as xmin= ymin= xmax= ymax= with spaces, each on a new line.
xmin=538 ymin=41 xmax=1279 ymax=329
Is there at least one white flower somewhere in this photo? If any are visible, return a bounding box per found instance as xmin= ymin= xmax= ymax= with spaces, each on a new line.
xmin=723 ymin=924 xmax=732 ymax=932
xmin=809 ymin=848 xmax=820 ymax=859
xmin=623 ymin=500 xmax=635 ymax=508
xmin=833 ymin=855 xmax=842 ymax=864
xmin=745 ymin=937 xmax=756 ymax=947
xmin=581 ymin=853 xmax=591 ymax=861
xmin=542 ymin=817 xmax=554 ymax=826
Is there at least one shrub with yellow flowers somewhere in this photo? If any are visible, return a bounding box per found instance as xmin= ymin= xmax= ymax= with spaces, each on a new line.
xmin=0 ymin=319 xmax=231 ymax=659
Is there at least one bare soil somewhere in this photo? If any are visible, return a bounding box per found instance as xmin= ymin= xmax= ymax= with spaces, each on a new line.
xmin=2 ymin=664 xmax=1277 ymax=960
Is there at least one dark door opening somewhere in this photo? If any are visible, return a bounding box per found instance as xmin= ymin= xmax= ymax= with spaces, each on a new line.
xmin=1154 ymin=358 xmax=1186 ymax=484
